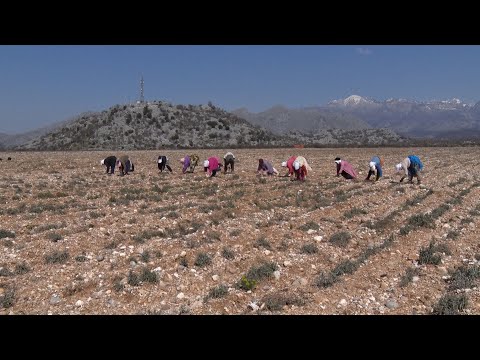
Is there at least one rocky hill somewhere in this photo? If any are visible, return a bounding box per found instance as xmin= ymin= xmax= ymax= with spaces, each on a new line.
xmin=14 ymin=101 xmax=406 ymax=151
xmin=17 ymin=102 xmax=289 ymax=151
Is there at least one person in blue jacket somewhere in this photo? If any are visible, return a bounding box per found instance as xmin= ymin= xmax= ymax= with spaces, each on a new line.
xmin=365 ymin=156 xmax=383 ymax=181
xmin=396 ymin=155 xmax=423 ymax=184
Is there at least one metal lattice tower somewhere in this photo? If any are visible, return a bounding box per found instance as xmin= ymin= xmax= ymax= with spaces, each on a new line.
xmin=140 ymin=76 xmax=144 ymax=103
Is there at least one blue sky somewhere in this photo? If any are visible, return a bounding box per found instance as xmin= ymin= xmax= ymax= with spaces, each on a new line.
xmin=1 ymin=45 xmax=480 ymax=134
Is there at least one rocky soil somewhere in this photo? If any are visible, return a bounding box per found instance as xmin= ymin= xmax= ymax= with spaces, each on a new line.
xmin=1 ymin=147 xmax=479 ymax=315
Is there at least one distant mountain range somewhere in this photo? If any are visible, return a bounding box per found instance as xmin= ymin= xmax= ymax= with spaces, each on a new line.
xmin=232 ymin=105 xmax=370 ymax=134
xmin=0 ymin=113 xmax=92 ymax=148
xmin=327 ymin=95 xmax=480 ymax=138
xmin=5 ymin=94 xmax=480 ymax=151
xmin=233 ymin=95 xmax=480 ymax=139
xmin=1 ymin=100 xmax=406 ymax=151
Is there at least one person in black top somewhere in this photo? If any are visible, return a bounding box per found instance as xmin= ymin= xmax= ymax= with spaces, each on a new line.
xmin=158 ymin=155 xmax=173 ymax=173
xmin=101 ymin=156 xmax=117 ymax=175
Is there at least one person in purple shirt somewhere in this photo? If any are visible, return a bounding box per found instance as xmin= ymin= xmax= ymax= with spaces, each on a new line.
xmin=335 ymin=157 xmax=358 ymax=180
xmin=257 ymin=158 xmax=279 ymax=176
xmin=180 ymin=155 xmax=191 ymax=174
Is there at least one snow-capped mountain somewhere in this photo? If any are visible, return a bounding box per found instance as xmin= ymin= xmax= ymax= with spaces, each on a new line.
xmin=234 ymin=95 xmax=480 ymax=140
xmin=326 ymin=95 xmax=480 ymax=138
xmin=329 ymin=95 xmax=379 ymax=107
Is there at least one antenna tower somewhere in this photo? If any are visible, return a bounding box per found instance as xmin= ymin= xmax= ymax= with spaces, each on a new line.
xmin=140 ymin=76 xmax=144 ymax=103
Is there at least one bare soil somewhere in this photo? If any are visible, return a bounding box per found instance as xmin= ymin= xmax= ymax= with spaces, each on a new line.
xmin=1 ymin=147 xmax=479 ymax=315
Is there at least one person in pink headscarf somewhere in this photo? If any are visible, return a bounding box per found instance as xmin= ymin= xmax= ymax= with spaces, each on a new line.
xmin=335 ymin=157 xmax=358 ymax=180
xmin=203 ymin=157 xmax=222 ymax=177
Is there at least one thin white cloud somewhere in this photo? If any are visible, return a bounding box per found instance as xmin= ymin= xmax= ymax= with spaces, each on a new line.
xmin=356 ymin=47 xmax=372 ymax=55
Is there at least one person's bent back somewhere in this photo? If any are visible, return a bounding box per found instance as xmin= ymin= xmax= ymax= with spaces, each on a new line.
xmin=117 ymin=155 xmax=133 ymax=176
xmin=224 ymin=152 xmax=235 ymax=173
xmin=396 ymin=155 xmax=423 ymax=184
xmin=335 ymin=157 xmax=357 ymax=180
xmin=204 ymin=157 xmax=221 ymax=177
xmin=101 ymin=156 xmax=117 ymax=175
xmin=180 ymin=156 xmax=191 ymax=174
xmin=258 ymin=159 xmax=278 ymax=176
xmin=158 ymin=156 xmax=173 ymax=173
xmin=366 ymin=156 xmax=383 ymax=181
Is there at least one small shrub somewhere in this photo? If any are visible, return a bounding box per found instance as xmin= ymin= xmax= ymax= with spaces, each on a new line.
xmin=434 ymin=243 xmax=451 ymax=255
xmin=2 ymin=240 xmax=14 ymax=248
xmin=254 ymin=236 xmax=272 ymax=250
xmin=0 ymin=268 xmax=13 ymax=277
xmin=37 ymin=191 xmax=68 ymax=199
xmin=460 ymin=217 xmax=473 ymax=224
xmin=167 ymin=211 xmax=179 ymax=219
xmin=468 ymin=206 xmax=480 ymax=216
xmin=45 ymin=250 xmax=69 ymax=264
xmin=399 ymin=267 xmax=420 ymax=287
xmin=447 ymin=265 xmax=480 ymax=291
xmin=315 ymin=272 xmax=338 ymax=288
xmin=139 ymin=267 xmax=158 ymax=283
xmin=399 ymin=224 xmax=413 ymax=235
xmin=140 ymin=250 xmax=150 ymax=263
xmin=343 ymin=207 xmax=367 ymax=219
xmin=246 ymin=262 xmax=278 ymax=282
xmin=48 ymin=232 xmax=62 ymax=242
xmin=75 ymin=255 xmax=88 ymax=262
xmin=14 ymin=262 xmax=30 ymax=275
xmin=0 ymin=229 xmax=15 ymax=239
xmin=430 ymin=204 xmax=451 ymax=219
xmin=89 ymin=211 xmax=106 ymax=219
xmin=205 ymin=231 xmax=221 ymax=242
xmin=432 ymin=293 xmax=468 ymax=315
xmin=194 ymin=253 xmax=212 ymax=268
xmin=0 ymin=287 xmax=15 ymax=309
xmin=329 ymin=232 xmax=351 ymax=247
xmin=459 ymin=188 xmax=471 ymax=197
xmin=127 ymin=271 xmax=141 ymax=286
xmin=113 ymin=276 xmax=125 ymax=292
xmin=447 ymin=197 xmax=462 ymax=205
xmin=238 ymin=275 xmax=257 ymax=291
xmin=301 ymin=243 xmax=318 ymax=254
xmin=418 ymin=242 xmax=442 ymax=265
xmin=278 ymin=238 xmax=289 ymax=251
xmin=36 ymin=223 xmax=66 ymax=233
xmin=357 ymin=246 xmax=380 ymax=263
xmin=332 ymin=260 xmax=358 ymax=276
xmin=105 ymin=241 xmax=117 ymax=250
xmin=199 ymin=204 xmax=221 ymax=213
xmin=205 ymin=284 xmax=228 ymax=301
xmin=222 ymin=247 xmax=235 ymax=260
xmin=262 ymin=293 xmax=306 ymax=311
xmin=407 ymin=213 xmax=434 ymax=229
xmin=446 ymin=230 xmax=459 ymax=240
xmin=133 ymin=230 xmax=164 ymax=244
xmin=179 ymin=256 xmax=188 ymax=267
xmin=229 ymin=229 xmax=241 ymax=237
xmin=298 ymin=221 xmax=319 ymax=232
